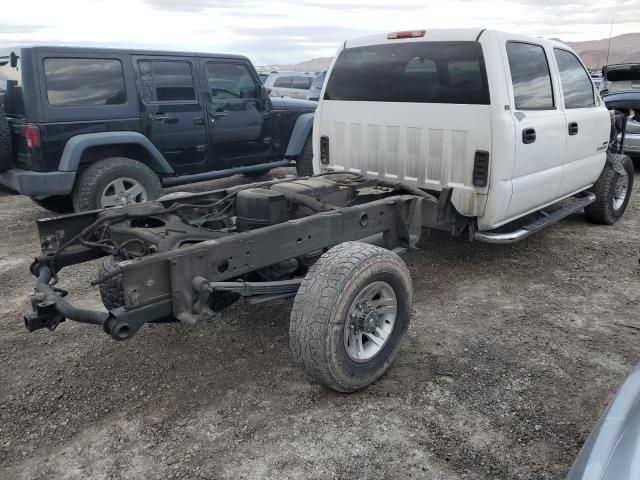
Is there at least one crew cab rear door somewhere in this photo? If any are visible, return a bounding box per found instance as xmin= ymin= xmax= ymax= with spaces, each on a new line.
xmin=551 ymin=47 xmax=610 ymax=196
xmin=502 ymin=39 xmax=566 ymax=220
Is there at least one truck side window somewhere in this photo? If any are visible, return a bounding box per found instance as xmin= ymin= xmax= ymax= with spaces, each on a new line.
xmin=44 ymin=58 xmax=126 ymax=107
xmin=553 ymin=49 xmax=595 ymax=109
xmin=506 ymin=42 xmax=554 ymax=110
xmin=205 ymin=63 xmax=258 ymax=99
xmin=138 ymin=60 xmax=196 ymax=103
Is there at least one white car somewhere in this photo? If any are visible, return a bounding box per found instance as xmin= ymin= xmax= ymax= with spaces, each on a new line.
xmin=314 ymin=28 xmax=633 ymax=233
xmin=264 ymin=71 xmax=316 ymax=99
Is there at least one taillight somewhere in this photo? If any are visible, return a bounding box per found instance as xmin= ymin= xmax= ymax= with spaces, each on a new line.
xmin=320 ymin=136 xmax=329 ymax=164
xmin=22 ymin=125 xmax=41 ymax=149
xmin=387 ymin=30 xmax=426 ymax=40
xmin=472 ymin=151 xmax=490 ymax=187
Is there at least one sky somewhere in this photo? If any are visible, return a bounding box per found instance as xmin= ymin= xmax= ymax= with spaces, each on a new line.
xmin=0 ymin=0 xmax=639 ymax=65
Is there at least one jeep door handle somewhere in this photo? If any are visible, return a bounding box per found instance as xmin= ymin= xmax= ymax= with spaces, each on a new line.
xmin=148 ymin=113 xmax=169 ymax=121
xmin=210 ymin=111 xmax=227 ymax=118
xmin=522 ymin=128 xmax=536 ymax=144
xmin=193 ymin=117 xmax=205 ymax=125
xmin=568 ymin=122 xmax=579 ymax=135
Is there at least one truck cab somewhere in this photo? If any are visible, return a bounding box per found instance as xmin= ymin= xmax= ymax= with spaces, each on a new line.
xmin=313 ymin=29 xmax=614 ymax=231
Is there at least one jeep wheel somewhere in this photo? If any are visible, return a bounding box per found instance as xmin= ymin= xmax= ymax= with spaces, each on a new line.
xmin=72 ymin=157 xmax=162 ymax=212
xmin=289 ymin=242 xmax=412 ymax=392
xmin=30 ymin=195 xmax=74 ymax=214
xmin=585 ymin=154 xmax=634 ymax=225
xmin=295 ymin=135 xmax=314 ymax=177
xmin=0 ymin=102 xmax=13 ymax=172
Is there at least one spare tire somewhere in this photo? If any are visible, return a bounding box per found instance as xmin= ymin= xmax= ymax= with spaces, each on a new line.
xmin=0 ymin=101 xmax=13 ymax=172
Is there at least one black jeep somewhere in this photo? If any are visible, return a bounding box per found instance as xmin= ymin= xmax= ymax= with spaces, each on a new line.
xmin=0 ymin=47 xmax=316 ymax=212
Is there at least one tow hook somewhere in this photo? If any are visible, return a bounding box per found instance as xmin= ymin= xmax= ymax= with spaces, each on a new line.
xmin=24 ymin=294 xmax=65 ymax=332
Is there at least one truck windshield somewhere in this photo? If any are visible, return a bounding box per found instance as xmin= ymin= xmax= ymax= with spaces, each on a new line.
xmin=0 ymin=50 xmax=24 ymax=115
xmin=324 ymin=41 xmax=489 ymax=104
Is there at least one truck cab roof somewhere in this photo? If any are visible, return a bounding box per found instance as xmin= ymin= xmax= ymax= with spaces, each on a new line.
xmin=344 ymin=28 xmax=572 ymax=49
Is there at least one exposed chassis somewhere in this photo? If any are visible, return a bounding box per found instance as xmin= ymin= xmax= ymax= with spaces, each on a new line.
xmin=25 ymin=174 xmax=463 ymax=340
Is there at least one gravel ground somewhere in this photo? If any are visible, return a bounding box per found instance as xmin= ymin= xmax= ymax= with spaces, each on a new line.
xmin=0 ymin=167 xmax=638 ymax=480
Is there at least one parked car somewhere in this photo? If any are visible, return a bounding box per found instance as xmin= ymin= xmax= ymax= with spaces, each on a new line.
xmin=306 ymin=71 xmax=326 ymax=101
xmin=600 ymin=63 xmax=640 ymax=159
xmin=0 ymin=47 xmax=317 ymax=212
xmin=22 ymin=29 xmax=635 ymax=394
xmin=264 ymin=72 xmax=316 ymax=99
xmin=566 ymin=363 xmax=640 ymax=480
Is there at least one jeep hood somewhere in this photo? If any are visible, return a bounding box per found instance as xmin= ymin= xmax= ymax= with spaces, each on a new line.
xmin=270 ymin=97 xmax=317 ymax=111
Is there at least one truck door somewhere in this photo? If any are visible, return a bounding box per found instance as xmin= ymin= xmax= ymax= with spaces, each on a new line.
xmin=504 ymin=41 xmax=566 ymax=219
xmin=552 ymin=48 xmax=610 ymax=196
xmin=134 ymin=56 xmax=208 ymax=176
xmin=199 ymin=59 xmax=273 ymax=169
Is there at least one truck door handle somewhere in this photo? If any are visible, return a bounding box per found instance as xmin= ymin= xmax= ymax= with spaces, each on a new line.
xmin=148 ymin=113 xmax=169 ymax=121
xmin=522 ymin=128 xmax=536 ymax=144
xmin=568 ymin=122 xmax=579 ymax=135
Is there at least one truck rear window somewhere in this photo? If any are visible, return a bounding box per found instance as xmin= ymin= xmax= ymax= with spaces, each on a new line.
xmin=324 ymin=41 xmax=490 ymax=104
xmin=44 ymin=58 xmax=126 ymax=107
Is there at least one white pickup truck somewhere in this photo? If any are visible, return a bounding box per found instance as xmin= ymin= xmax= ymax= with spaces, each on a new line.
xmin=314 ymin=28 xmax=634 ymax=233
xmin=22 ymin=29 xmax=636 ymax=393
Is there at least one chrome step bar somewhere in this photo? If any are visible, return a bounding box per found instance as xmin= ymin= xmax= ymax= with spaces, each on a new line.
xmin=474 ymin=192 xmax=596 ymax=244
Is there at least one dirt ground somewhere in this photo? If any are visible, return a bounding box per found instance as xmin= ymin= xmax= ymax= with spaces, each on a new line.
xmin=1 ymin=167 xmax=638 ymax=480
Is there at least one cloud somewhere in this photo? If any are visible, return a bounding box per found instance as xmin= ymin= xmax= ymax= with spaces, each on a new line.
xmin=1 ymin=0 xmax=639 ymax=65
xmin=143 ymin=0 xmax=256 ymax=11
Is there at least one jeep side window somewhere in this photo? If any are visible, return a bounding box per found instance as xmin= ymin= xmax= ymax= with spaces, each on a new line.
xmin=554 ymin=48 xmax=595 ymax=109
xmin=506 ymin=42 xmax=554 ymax=110
xmin=43 ymin=58 xmax=126 ymax=107
xmin=204 ymin=63 xmax=258 ymax=100
xmin=137 ymin=60 xmax=195 ymax=103
xmin=273 ymin=76 xmax=292 ymax=88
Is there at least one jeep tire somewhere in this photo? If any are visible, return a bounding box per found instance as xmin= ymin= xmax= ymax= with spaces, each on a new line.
xmin=0 ymin=102 xmax=13 ymax=172
xmin=98 ymin=256 xmax=125 ymax=310
xmin=30 ymin=195 xmax=74 ymax=214
xmin=289 ymin=242 xmax=412 ymax=392
xmin=72 ymin=157 xmax=162 ymax=212
xmin=295 ymin=135 xmax=314 ymax=177
xmin=585 ymin=153 xmax=634 ymax=225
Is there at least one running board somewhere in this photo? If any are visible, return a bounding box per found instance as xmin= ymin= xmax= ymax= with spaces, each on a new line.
xmin=474 ymin=192 xmax=596 ymax=244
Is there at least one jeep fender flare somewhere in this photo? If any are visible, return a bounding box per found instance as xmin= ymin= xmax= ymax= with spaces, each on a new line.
xmin=58 ymin=132 xmax=174 ymax=174
xmin=285 ymin=113 xmax=314 ymax=157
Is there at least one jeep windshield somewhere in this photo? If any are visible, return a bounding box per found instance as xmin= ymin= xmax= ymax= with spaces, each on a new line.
xmin=0 ymin=49 xmax=24 ymax=116
xmin=323 ymin=41 xmax=490 ymax=104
